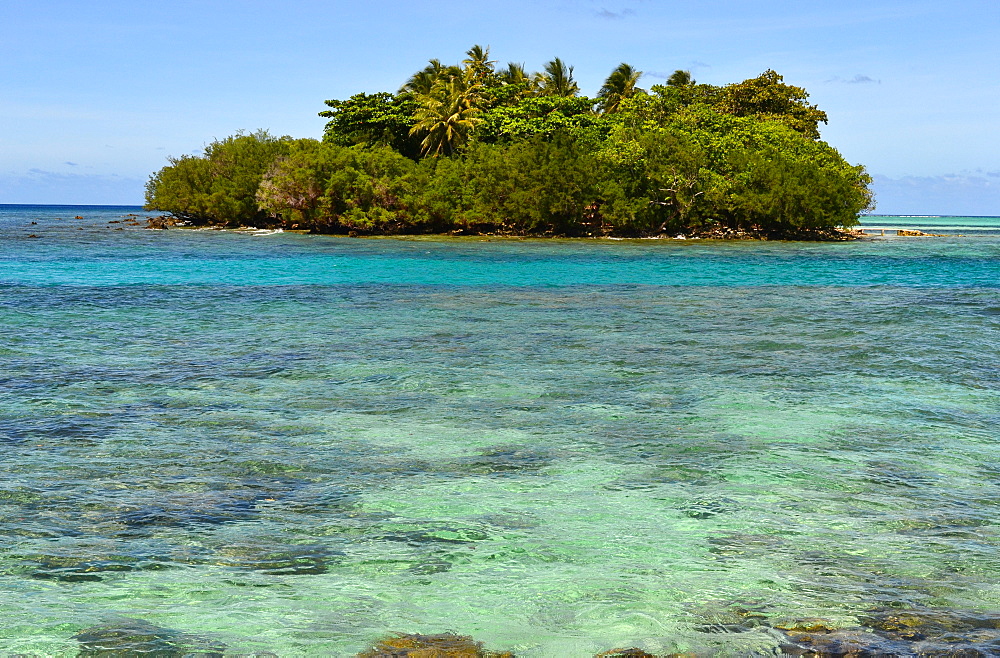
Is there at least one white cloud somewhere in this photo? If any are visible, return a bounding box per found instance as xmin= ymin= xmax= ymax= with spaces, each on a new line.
xmin=872 ymin=173 xmax=1000 ymax=216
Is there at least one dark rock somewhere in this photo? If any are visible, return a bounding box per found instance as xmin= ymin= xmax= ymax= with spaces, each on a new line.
xmin=860 ymin=608 xmax=1000 ymax=643
xmin=773 ymin=608 xmax=1000 ymax=656
xmin=897 ymin=229 xmax=945 ymax=237
xmin=30 ymin=557 xmax=138 ymax=582
xmin=145 ymin=215 xmax=183 ymax=230
xmin=681 ymin=497 xmax=737 ymax=519
xmin=74 ymin=618 xmax=226 ymax=657
xmin=357 ymin=632 xmax=513 ymax=657
xmin=25 ymin=550 xmax=184 ymax=582
xmin=381 ymin=527 xmax=490 ymax=545
xmin=110 ymin=491 xmax=262 ymax=535
xmin=773 ymin=619 xmax=837 ymax=635
xmin=455 ymin=446 xmax=553 ymax=475
xmin=214 ymin=542 xmax=337 ymax=575
xmin=707 ymin=533 xmax=784 ymax=558
xmin=408 ymin=558 xmax=453 ymax=575
xmin=778 ymin=627 xmax=914 ymax=656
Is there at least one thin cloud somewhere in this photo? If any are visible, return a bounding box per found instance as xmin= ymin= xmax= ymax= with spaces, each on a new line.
xmin=647 ymin=61 xmax=710 ymax=80
xmin=64 ymin=161 xmax=78 ymax=166
xmin=596 ymin=8 xmax=635 ymax=19
xmin=872 ymin=173 xmax=1000 ymax=216
xmin=0 ymin=169 xmax=144 ymax=205
xmin=828 ymin=74 xmax=881 ymax=84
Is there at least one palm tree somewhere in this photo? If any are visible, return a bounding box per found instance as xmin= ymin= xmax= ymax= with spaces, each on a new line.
xmin=401 ymin=59 xmax=462 ymax=95
xmin=597 ymin=62 xmax=645 ymax=113
xmin=462 ymin=44 xmax=495 ymax=83
xmin=536 ymin=57 xmax=579 ymax=97
xmin=500 ymin=62 xmax=530 ymax=86
xmin=409 ymin=77 xmax=482 ymax=156
xmin=666 ymin=69 xmax=695 ymax=87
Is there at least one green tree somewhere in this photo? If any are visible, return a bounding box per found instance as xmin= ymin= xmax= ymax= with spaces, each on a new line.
xmin=499 ymin=62 xmax=530 ymax=87
xmin=144 ymin=154 xmax=213 ymax=222
xmin=721 ymin=144 xmax=871 ymax=233
xmin=597 ymin=124 xmax=722 ymax=234
xmin=401 ymin=59 xmax=461 ymax=96
xmin=714 ymin=70 xmax=828 ymax=139
xmin=451 ymin=133 xmax=601 ymax=234
xmin=535 ymin=57 xmax=579 ymax=97
xmin=664 ymin=106 xmax=872 ymax=230
xmin=319 ymin=92 xmax=420 ymax=157
xmin=410 ymin=77 xmax=483 ymax=156
xmin=462 ymin=44 xmax=496 ymax=84
xmin=145 ymin=130 xmax=291 ymax=226
xmin=665 ymin=69 xmax=694 ymax=87
xmin=476 ymin=95 xmax=606 ymax=143
xmin=597 ymin=63 xmax=645 ymax=114
xmin=256 ymin=140 xmax=437 ymax=233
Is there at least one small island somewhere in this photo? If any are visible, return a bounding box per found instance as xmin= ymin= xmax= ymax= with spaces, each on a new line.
xmin=145 ymin=46 xmax=874 ymax=240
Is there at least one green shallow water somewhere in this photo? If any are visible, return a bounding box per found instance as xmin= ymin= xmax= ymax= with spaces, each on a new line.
xmin=1 ymin=206 xmax=999 ymax=655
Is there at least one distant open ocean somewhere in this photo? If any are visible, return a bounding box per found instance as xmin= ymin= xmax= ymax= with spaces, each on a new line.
xmin=1 ymin=204 xmax=998 ymax=654
xmin=860 ymin=213 xmax=1000 ymax=236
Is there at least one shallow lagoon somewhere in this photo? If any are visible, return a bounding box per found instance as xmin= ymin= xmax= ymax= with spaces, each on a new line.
xmin=1 ymin=206 xmax=999 ymax=654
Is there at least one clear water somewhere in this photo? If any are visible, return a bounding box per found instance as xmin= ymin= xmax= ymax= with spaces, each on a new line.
xmin=1 ymin=205 xmax=998 ymax=655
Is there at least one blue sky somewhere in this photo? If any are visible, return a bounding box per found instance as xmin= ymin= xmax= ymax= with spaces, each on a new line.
xmin=1 ymin=0 xmax=998 ymax=214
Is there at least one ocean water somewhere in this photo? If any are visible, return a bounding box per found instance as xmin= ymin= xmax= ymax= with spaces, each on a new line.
xmin=859 ymin=214 xmax=1000 ymax=236
xmin=1 ymin=205 xmax=998 ymax=655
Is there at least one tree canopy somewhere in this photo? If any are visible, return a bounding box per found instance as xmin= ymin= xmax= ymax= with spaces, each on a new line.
xmin=146 ymin=46 xmax=873 ymax=238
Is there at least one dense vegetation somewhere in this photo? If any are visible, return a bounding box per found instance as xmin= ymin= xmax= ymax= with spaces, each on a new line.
xmin=145 ymin=47 xmax=873 ymax=238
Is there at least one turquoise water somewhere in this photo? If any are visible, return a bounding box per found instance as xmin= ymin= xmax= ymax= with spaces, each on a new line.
xmin=1 ymin=205 xmax=999 ymax=655
xmin=859 ymin=214 xmax=1000 ymax=236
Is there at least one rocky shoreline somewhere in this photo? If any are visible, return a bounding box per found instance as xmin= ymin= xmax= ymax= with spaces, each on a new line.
xmin=141 ymin=214 xmax=867 ymax=242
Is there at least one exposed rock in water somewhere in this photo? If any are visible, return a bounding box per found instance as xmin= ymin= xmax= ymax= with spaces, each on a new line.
xmin=74 ymin=619 xmax=228 ymax=657
xmin=683 ymin=225 xmax=861 ymax=242
xmin=145 ymin=215 xmax=186 ymax=229
xmin=776 ymin=626 xmax=913 ymax=656
xmin=594 ymin=649 xmax=660 ymax=657
xmin=357 ymin=632 xmax=513 ymax=657
xmin=897 ymin=229 xmax=945 ymax=236
xmin=773 ymin=608 xmax=1000 ymax=656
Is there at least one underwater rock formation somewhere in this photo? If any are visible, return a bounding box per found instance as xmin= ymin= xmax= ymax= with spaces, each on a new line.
xmin=357 ymin=632 xmax=513 ymax=657
xmin=772 ymin=608 xmax=1000 ymax=655
xmin=74 ymin=618 xmax=227 ymax=657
